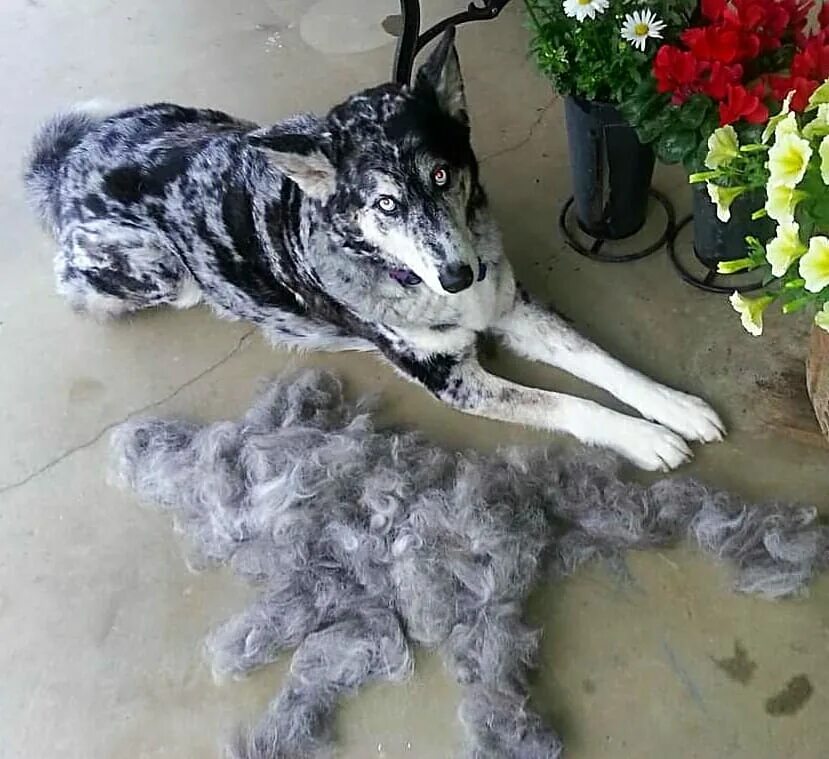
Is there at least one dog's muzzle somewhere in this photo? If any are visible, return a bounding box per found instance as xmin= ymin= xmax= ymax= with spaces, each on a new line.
xmin=439 ymin=263 xmax=474 ymax=294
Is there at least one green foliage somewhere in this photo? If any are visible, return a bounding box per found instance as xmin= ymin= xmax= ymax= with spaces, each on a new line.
xmin=525 ymin=0 xmax=695 ymax=103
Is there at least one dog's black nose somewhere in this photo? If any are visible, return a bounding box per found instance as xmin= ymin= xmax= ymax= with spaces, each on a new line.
xmin=439 ymin=263 xmax=474 ymax=293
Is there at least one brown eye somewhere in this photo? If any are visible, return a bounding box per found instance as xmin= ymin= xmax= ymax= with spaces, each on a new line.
xmin=432 ymin=166 xmax=449 ymax=188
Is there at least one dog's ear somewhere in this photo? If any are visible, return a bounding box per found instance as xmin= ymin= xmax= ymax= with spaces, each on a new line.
xmin=248 ymin=128 xmax=337 ymax=201
xmin=414 ymin=26 xmax=468 ymax=124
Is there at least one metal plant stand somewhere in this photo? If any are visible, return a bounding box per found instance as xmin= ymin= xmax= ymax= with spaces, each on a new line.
xmin=667 ymin=214 xmax=765 ymax=293
xmin=559 ymin=190 xmax=675 ymax=263
xmin=392 ymin=0 xmax=514 ymax=84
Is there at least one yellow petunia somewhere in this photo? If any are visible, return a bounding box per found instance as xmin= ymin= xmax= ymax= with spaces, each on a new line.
xmin=820 ymin=134 xmax=829 ymax=184
xmin=765 ymin=184 xmax=806 ymax=224
xmin=767 ymin=131 xmax=812 ymax=188
xmin=802 ymin=104 xmax=829 ymax=140
xmin=765 ymin=222 xmax=807 ymax=277
xmin=815 ymin=302 xmax=829 ymax=333
xmin=729 ymin=292 xmax=774 ymax=336
xmin=807 ymin=81 xmax=829 ymax=111
xmin=762 ymin=92 xmax=795 ymax=144
xmin=707 ymin=183 xmax=746 ymax=223
xmin=717 ymin=257 xmax=753 ymax=274
xmin=799 ymin=236 xmax=829 ymax=293
xmin=705 ymin=125 xmax=739 ymax=169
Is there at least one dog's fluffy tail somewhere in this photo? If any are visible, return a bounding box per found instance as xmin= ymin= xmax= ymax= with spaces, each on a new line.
xmin=23 ymin=100 xmax=121 ymax=234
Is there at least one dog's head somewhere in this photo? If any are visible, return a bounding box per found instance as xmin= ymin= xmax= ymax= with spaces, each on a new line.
xmin=249 ymin=28 xmax=488 ymax=295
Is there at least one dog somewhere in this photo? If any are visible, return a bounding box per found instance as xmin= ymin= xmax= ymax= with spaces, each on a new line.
xmin=24 ymin=27 xmax=724 ymax=471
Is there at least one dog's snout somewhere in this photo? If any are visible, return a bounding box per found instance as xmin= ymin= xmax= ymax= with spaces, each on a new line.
xmin=438 ymin=263 xmax=474 ymax=293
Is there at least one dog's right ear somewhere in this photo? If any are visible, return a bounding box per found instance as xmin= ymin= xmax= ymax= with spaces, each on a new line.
xmin=247 ymin=128 xmax=337 ymax=201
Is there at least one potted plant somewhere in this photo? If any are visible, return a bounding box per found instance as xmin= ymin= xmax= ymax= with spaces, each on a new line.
xmin=525 ymin=0 xmax=697 ymax=239
xmin=623 ymin=0 xmax=819 ymax=266
xmin=697 ymin=74 xmax=829 ymax=432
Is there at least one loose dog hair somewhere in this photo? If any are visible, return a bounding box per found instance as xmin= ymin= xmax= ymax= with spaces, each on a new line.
xmin=111 ymin=370 xmax=829 ymax=758
xmin=25 ymin=27 xmax=725 ymax=470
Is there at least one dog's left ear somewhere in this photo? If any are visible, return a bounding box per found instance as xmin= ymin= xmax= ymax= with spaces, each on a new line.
xmin=248 ymin=126 xmax=337 ymax=201
xmin=414 ymin=26 xmax=468 ymax=124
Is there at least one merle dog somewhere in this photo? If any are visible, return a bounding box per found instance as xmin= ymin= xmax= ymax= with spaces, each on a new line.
xmin=24 ymin=28 xmax=724 ymax=470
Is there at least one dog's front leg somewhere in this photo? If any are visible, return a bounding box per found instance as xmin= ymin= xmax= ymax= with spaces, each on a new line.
xmin=490 ymin=297 xmax=725 ymax=446
xmin=423 ymin=356 xmax=692 ymax=471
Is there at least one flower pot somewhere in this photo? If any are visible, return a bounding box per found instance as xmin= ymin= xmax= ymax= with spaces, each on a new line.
xmin=564 ymin=96 xmax=655 ymax=240
xmin=692 ymin=186 xmax=774 ymax=269
xmin=806 ymin=325 xmax=829 ymax=441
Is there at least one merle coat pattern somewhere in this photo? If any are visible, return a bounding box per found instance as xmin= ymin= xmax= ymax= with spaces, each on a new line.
xmin=24 ymin=29 xmax=724 ymax=470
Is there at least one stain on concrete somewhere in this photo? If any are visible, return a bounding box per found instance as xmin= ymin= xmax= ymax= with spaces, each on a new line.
xmin=765 ymin=675 xmax=813 ymax=716
xmin=382 ymin=14 xmax=402 ymax=36
xmin=712 ymin=640 xmax=756 ymax=685
xmin=582 ymin=678 xmax=596 ymax=694
xmin=68 ymin=377 xmax=105 ymax=404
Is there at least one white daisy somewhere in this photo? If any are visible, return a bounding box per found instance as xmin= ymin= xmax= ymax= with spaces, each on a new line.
xmin=563 ymin=0 xmax=610 ymax=22
xmin=620 ymin=9 xmax=667 ymax=51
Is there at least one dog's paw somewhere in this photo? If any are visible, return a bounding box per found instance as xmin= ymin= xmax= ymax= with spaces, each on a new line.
xmin=637 ymin=387 xmax=726 ymax=444
xmin=608 ymin=417 xmax=694 ymax=472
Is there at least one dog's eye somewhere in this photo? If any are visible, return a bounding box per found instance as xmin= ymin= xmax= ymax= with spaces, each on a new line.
xmin=432 ymin=166 xmax=450 ymax=188
xmin=375 ymin=196 xmax=398 ymax=215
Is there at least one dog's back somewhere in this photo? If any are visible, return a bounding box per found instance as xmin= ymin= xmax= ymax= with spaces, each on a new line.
xmin=24 ymin=103 xmax=253 ymax=235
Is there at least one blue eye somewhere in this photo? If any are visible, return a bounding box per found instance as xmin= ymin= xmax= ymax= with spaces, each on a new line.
xmin=375 ymin=196 xmax=398 ymax=214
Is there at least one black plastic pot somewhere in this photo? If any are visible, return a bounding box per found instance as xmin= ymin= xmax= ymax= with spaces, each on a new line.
xmin=564 ymin=96 xmax=656 ymax=240
xmin=692 ymin=185 xmax=774 ymax=268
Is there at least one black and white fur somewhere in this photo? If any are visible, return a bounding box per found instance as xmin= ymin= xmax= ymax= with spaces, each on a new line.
xmin=111 ymin=369 xmax=829 ymax=759
xmin=24 ymin=29 xmax=724 ymax=471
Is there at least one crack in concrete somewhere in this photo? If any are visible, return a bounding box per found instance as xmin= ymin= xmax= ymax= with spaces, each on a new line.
xmin=0 ymin=327 xmax=257 ymax=497
xmin=479 ymin=97 xmax=558 ymax=164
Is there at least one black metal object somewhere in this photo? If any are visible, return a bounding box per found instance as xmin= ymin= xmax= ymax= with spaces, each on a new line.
xmin=667 ymin=214 xmax=765 ymax=293
xmin=559 ymin=189 xmax=674 ymax=263
xmin=393 ymin=0 xmax=515 ymax=84
xmin=564 ymin=96 xmax=657 ymax=240
xmin=691 ymin=185 xmax=773 ymax=268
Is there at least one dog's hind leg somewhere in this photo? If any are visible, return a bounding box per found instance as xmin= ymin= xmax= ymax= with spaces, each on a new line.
xmin=443 ymin=610 xmax=563 ymax=759
xmin=229 ymin=606 xmax=412 ymax=759
xmin=490 ymin=295 xmax=726 ymax=446
xmin=205 ymin=584 xmax=341 ymax=682
xmin=55 ymin=223 xmax=200 ymax=317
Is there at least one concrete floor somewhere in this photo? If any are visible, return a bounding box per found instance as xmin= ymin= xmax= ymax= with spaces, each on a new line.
xmin=1 ymin=1 xmax=828 ymax=757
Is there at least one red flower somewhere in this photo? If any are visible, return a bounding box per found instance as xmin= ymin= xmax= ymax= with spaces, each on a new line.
xmin=702 ymin=61 xmax=743 ymax=99
xmin=654 ymin=46 xmax=703 ymax=104
xmin=680 ymin=24 xmax=759 ymax=64
xmin=702 ymin=0 xmax=727 ymax=22
xmin=792 ymin=39 xmax=829 ymax=79
xmin=767 ymin=74 xmax=819 ymax=111
xmin=718 ymin=84 xmax=769 ymax=125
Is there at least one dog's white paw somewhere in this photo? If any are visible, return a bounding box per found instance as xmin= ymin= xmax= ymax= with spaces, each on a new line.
xmin=635 ymin=387 xmax=726 ymax=444
xmin=606 ymin=417 xmax=694 ymax=472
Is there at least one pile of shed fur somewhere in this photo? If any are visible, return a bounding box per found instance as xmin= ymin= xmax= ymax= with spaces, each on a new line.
xmin=111 ymin=370 xmax=829 ymax=758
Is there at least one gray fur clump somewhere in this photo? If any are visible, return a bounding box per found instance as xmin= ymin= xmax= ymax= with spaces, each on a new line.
xmin=110 ymin=370 xmax=829 ymax=758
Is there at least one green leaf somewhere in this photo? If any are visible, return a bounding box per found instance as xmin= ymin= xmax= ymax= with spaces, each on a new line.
xmin=657 ymin=129 xmax=699 ymax=165
xmin=678 ymin=95 xmax=711 ymax=129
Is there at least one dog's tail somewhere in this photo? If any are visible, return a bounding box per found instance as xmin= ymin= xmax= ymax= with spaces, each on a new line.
xmin=23 ymin=100 xmax=121 ymax=234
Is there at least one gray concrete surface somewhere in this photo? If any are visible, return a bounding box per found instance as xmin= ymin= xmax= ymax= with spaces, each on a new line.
xmin=1 ymin=1 xmax=827 ymax=757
